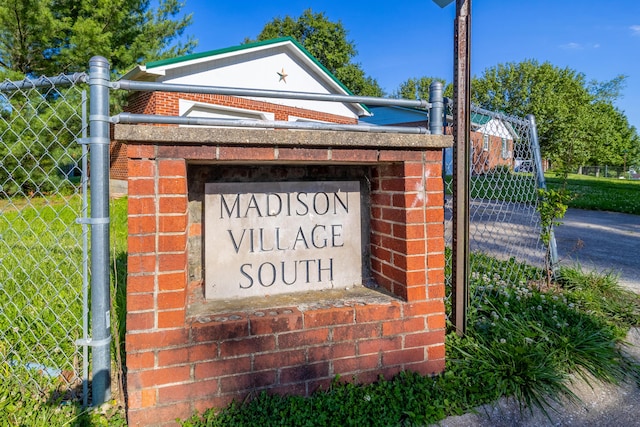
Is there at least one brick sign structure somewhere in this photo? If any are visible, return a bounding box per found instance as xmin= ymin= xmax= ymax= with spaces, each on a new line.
xmin=118 ymin=125 xmax=452 ymax=426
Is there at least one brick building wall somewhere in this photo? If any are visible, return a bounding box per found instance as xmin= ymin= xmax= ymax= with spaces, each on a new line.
xmin=110 ymin=92 xmax=359 ymax=181
xmin=470 ymin=134 xmax=514 ymax=174
xmin=120 ymin=126 xmax=449 ymax=426
xmin=443 ymin=125 xmax=514 ymax=174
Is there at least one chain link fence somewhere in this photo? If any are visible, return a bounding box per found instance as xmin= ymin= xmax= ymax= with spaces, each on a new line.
xmin=0 ymin=74 xmax=89 ymax=401
xmin=576 ymin=165 xmax=634 ymax=179
xmin=0 ymin=65 xmax=553 ymax=409
xmin=444 ymin=106 xmax=547 ymax=306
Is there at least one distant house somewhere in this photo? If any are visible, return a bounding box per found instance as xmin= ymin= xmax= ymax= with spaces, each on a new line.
xmin=360 ymin=106 xmax=519 ymax=175
xmin=110 ymin=37 xmax=370 ymax=190
xmin=469 ymin=113 xmax=518 ymax=175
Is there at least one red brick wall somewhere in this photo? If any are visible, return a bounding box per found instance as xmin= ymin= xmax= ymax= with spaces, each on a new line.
xmin=370 ymin=151 xmax=446 ymax=303
xmin=125 ymin=143 xmax=446 ymax=426
xmin=470 ymin=133 xmax=514 ymax=174
xmin=110 ymin=92 xmax=358 ymax=180
xmin=443 ymin=126 xmax=514 ymax=174
xmin=109 ymin=141 xmax=128 ymax=180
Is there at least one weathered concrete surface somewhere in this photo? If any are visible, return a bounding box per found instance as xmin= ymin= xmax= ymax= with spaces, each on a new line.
xmin=444 ymin=201 xmax=640 ymax=294
xmin=444 ymin=199 xmax=547 ymax=267
xmin=187 ymin=283 xmax=397 ymax=320
xmin=113 ymin=124 xmax=453 ymax=149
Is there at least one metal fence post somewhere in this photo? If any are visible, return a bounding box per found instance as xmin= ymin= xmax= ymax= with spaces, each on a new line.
xmin=88 ymin=56 xmax=111 ymax=405
xmin=452 ymin=0 xmax=471 ymax=336
xmin=429 ymin=81 xmax=444 ymax=136
xmin=527 ymin=114 xmax=558 ymax=267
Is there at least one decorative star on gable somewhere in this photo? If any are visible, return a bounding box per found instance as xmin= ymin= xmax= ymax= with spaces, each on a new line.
xmin=277 ymin=68 xmax=288 ymax=83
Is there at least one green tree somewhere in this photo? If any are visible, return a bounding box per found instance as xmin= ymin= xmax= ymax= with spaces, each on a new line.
xmin=0 ymin=0 xmax=196 ymax=197
xmin=627 ymin=127 xmax=640 ymax=170
xmin=0 ymin=0 xmax=196 ymax=77
xmin=0 ymin=0 xmax=55 ymax=76
xmin=247 ymin=9 xmax=383 ymax=97
xmin=583 ymin=75 xmax=639 ymax=173
xmin=0 ymin=84 xmax=83 ymax=196
xmin=393 ymin=76 xmax=453 ymax=102
xmin=586 ymin=102 xmax=640 ymax=170
xmin=334 ymin=64 xmax=383 ymax=97
xmin=588 ymin=74 xmax=627 ymax=104
xmin=471 ymin=60 xmax=638 ymax=175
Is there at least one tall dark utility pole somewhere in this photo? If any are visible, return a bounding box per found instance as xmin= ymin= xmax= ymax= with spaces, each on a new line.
xmin=433 ymin=0 xmax=471 ymax=335
xmin=452 ymin=0 xmax=471 ymax=336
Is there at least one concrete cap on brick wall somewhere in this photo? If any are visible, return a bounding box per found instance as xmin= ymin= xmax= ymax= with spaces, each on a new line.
xmin=114 ymin=125 xmax=452 ymax=150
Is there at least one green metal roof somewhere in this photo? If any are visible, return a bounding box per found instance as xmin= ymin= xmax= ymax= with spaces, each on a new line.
xmin=470 ymin=112 xmax=492 ymax=125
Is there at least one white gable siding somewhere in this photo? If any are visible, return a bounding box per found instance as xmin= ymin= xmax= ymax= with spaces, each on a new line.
xmin=153 ymin=45 xmax=359 ymax=119
xmin=476 ymin=118 xmax=514 ymax=139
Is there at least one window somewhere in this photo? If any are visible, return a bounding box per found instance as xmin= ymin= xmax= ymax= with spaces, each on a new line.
xmin=482 ymin=134 xmax=489 ymax=151
xmin=501 ymin=138 xmax=508 ymax=159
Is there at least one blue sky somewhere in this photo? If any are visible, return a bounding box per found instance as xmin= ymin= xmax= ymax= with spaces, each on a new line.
xmin=176 ymin=0 xmax=640 ymax=130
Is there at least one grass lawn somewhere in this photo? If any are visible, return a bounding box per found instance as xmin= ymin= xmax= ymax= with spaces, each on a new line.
xmin=445 ymin=172 xmax=640 ymax=215
xmin=0 ymin=196 xmax=128 ymax=427
xmin=0 ymin=195 xmax=85 ymax=371
xmin=545 ymin=173 xmax=640 ymax=215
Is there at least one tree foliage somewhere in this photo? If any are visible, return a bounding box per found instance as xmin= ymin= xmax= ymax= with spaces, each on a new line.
xmin=586 ymin=102 xmax=640 ymax=168
xmin=393 ymin=76 xmax=453 ymax=102
xmin=0 ymin=84 xmax=84 ymax=196
xmin=472 ymin=60 xmax=639 ymax=172
xmin=247 ymin=9 xmax=383 ymax=97
xmin=588 ymin=74 xmax=627 ymax=104
xmin=0 ymin=0 xmax=196 ymax=197
xmin=0 ymin=0 xmax=196 ymax=77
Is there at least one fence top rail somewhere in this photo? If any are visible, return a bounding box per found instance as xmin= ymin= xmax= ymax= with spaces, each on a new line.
xmin=0 ymin=73 xmax=87 ymax=92
xmin=471 ymin=104 xmax=530 ymax=127
xmin=112 ymin=112 xmax=430 ymax=134
xmin=445 ymin=98 xmax=531 ymax=127
xmin=114 ymin=79 xmax=430 ymax=109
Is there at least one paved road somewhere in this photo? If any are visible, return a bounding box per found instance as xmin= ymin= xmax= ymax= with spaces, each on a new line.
xmin=445 ymin=199 xmax=547 ymax=267
xmin=554 ymin=208 xmax=640 ymax=293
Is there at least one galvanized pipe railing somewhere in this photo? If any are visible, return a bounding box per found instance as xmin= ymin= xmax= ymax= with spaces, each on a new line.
xmin=114 ymin=79 xmax=431 ymax=109
xmin=429 ymin=81 xmax=444 ymax=135
xmin=112 ymin=78 xmax=447 ymax=134
xmin=0 ymin=73 xmax=87 ymax=91
xmin=112 ymin=112 xmax=430 ymax=134
xmin=87 ymin=56 xmax=112 ymax=406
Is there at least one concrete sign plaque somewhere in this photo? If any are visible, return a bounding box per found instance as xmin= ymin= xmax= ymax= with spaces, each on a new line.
xmin=204 ymin=181 xmax=362 ymax=300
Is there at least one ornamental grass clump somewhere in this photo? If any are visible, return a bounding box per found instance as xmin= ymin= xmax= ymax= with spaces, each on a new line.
xmin=448 ymin=267 xmax=638 ymax=418
xmin=557 ymin=265 xmax=640 ymax=335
